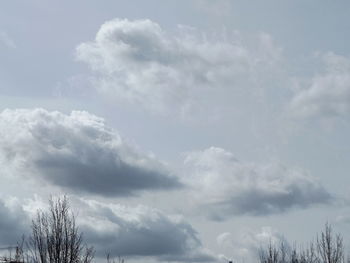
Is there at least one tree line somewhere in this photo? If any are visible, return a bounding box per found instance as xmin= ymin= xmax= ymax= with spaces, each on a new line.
xmin=259 ymin=223 xmax=345 ymax=263
xmin=0 ymin=196 xmax=347 ymax=263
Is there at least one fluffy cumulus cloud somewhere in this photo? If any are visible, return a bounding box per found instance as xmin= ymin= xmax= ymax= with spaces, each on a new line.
xmin=217 ymin=227 xmax=287 ymax=262
xmin=183 ymin=147 xmax=332 ymax=219
xmin=77 ymin=199 xmax=216 ymax=262
xmin=0 ymin=108 xmax=181 ymax=197
xmin=76 ymin=18 xmax=282 ymax=114
xmin=0 ymin=198 xmax=29 ymax=245
xmin=290 ymin=52 xmax=350 ymax=119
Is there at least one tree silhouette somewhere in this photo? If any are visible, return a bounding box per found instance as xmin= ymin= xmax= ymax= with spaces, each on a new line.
xmin=26 ymin=196 xmax=94 ymax=263
xmin=259 ymin=223 xmax=345 ymax=263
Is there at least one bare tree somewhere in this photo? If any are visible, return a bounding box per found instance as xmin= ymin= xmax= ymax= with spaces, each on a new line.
xmin=299 ymin=243 xmax=317 ymax=263
xmin=259 ymin=242 xmax=280 ymax=263
xmin=316 ymin=223 xmax=344 ymax=263
xmin=26 ymin=196 xmax=94 ymax=263
xmin=258 ymin=224 xmax=345 ymax=263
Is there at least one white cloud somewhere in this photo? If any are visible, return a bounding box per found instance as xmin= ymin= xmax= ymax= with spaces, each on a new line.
xmin=77 ymin=199 xmax=216 ymax=262
xmin=183 ymin=147 xmax=332 ymax=219
xmin=0 ymin=108 xmax=181 ymax=197
xmin=217 ymin=227 xmax=287 ymax=263
xmin=76 ymin=18 xmax=282 ymax=115
xmin=290 ymin=52 xmax=350 ymax=120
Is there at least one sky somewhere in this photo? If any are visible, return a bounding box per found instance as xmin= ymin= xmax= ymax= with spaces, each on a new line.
xmin=1 ymin=1 xmax=350 ymax=262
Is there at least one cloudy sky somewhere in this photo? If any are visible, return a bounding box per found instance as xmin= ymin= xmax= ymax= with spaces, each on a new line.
xmin=1 ymin=1 xmax=350 ymax=262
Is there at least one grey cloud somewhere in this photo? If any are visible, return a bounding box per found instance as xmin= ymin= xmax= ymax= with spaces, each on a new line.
xmin=290 ymin=52 xmax=350 ymax=120
xmin=183 ymin=147 xmax=332 ymax=219
xmin=76 ymin=18 xmax=282 ymax=114
xmin=0 ymin=199 xmax=29 ymax=245
xmin=0 ymin=108 xmax=181 ymax=197
xmin=77 ymin=199 xmax=216 ymax=262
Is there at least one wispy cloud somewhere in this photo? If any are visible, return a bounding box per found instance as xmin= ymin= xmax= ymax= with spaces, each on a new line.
xmin=290 ymin=52 xmax=350 ymax=120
